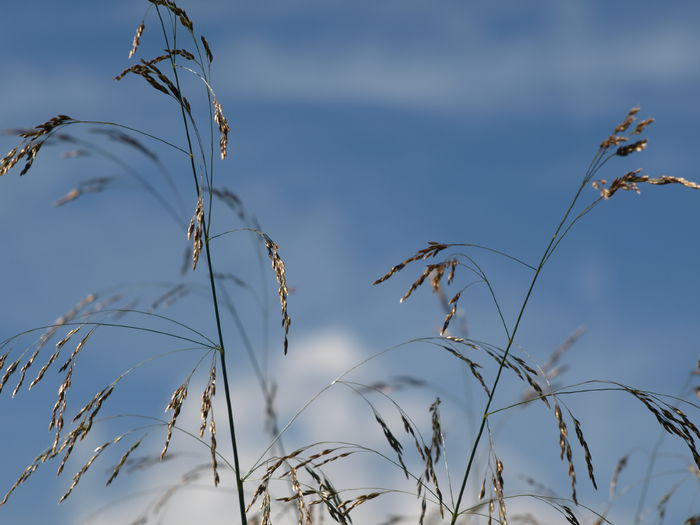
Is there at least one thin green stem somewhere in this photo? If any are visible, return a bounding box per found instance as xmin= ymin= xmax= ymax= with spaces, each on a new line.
xmin=450 ymin=171 xmax=597 ymax=523
xmin=154 ymin=8 xmax=248 ymax=523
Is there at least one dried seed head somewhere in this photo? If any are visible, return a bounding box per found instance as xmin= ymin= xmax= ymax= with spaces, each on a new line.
xmin=106 ymin=439 xmax=142 ymax=486
xmin=213 ymin=97 xmax=230 ymax=159
xmin=440 ymin=291 xmax=461 ymax=336
xmin=199 ymin=363 xmax=216 ymax=437
xmin=187 ymin=195 xmax=204 ymax=270
xmin=373 ymin=242 xmax=449 ymax=285
xmin=128 ymin=22 xmax=145 ymax=59
xmin=60 ymin=439 xmax=116 ymax=502
xmin=616 ymin=139 xmax=647 ymax=156
xmin=209 ymin=419 xmax=220 ymax=486
xmin=633 ymin=117 xmax=654 ymax=135
xmin=161 ymin=383 xmax=188 ymax=459
xmin=599 ymin=171 xmax=700 ymax=199
xmin=201 ymin=35 xmax=214 ymax=63
xmin=264 ymin=234 xmax=291 ymax=354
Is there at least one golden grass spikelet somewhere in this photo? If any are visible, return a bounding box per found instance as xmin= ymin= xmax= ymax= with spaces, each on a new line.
xmin=161 ymin=383 xmax=188 ymax=459
xmin=11 ymin=349 xmax=40 ymax=397
xmin=614 ymin=107 xmax=639 ymax=133
xmin=633 ymin=117 xmax=654 ymax=135
xmin=492 ymin=463 xmax=507 ymax=525
xmin=213 ymin=97 xmax=230 ymax=159
xmin=0 ymin=358 xmax=20 ymax=396
xmin=49 ymin=367 xmax=73 ymax=453
xmin=60 ymin=437 xmax=120 ymax=502
xmin=373 ymin=242 xmax=449 ymax=285
xmin=264 ymin=234 xmax=291 ymax=354
xmin=199 ymin=362 xmax=216 ymax=437
xmin=187 ymin=195 xmax=204 ymax=270
xmin=128 ymin=22 xmax=145 ymax=59
xmin=598 ymin=170 xmax=700 ymax=199
xmin=18 ymin=115 xmax=74 ymax=139
xmin=106 ymin=438 xmax=142 ymax=486
xmin=1 ymin=115 xmax=74 ymax=176
xmin=55 ymin=422 xmax=88 ymax=476
xmin=339 ymin=492 xmax=381 ymax=513
xmin=1 ymin=448 xmax=52 ymax=506
xmin=261 ymin=486 xmax=271 ymax=525
xmin=59 ymin=328 xmax=95 ymax=373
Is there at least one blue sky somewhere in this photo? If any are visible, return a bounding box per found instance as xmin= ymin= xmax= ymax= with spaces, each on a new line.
xmin=1 ymin=1 xmax=699 ymax=524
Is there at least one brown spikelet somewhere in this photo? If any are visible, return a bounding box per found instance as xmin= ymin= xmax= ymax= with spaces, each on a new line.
xmin=106 ymin=439 xmax=142 ymax=486
xmin=18 ymin=115 xmax=74 ymax=139
xmin=1 ymin=116 xmax=74 ymax=177
xmin=440 ymin=291 xmax=461 ymax=335
xmin=60 ymin=437 xmax=119 ymax=502
xmin=128 ymin=22 xmax=145 ymax=59
xmin=633 ymin=117 xmax=654 ymax=135
xmin=261 ymin=486 xmax=271 ymax=525
xmin=264 ymin=234 xmax=291 ymax=354
xmin=49 ymin=367 xmax=73 ymax=454
xmin=165 ymin=48 xmax=195 ymax=61
xmin=199 ymin=362 xmax=216 ymax=437
xmin=373 ymin=413 xmax=408 ymax=477
xmin=55 ymin=422 xmax=88 ymax=476
xmin=0 ymin=358 xmax=20 ymax=396
xmin=201 ymin=35 xmax=214 ymax=63
xmin=187 ymin=195 xmax=204 ymax=270
xmin=572 ymin=417 xmax=597 ymax=489
xmin=11 ymin=349 xmax=41 ymax=397
xmin=616 ymin=139 xmax=647 ymax=156
xmin=440 ymin=345 xmax=490 ymax=396
xmin=149 ymin=0 xmax=194 ymax=31
xmin=339 ymin=492 xmax=381 ymax=514
xmin=493 ymin=459 xmax=507 ymax=525
xmin=209 ymin=419 xmax=220 ymax=486
xmin=599 ymin=170 xmax=700 ymax=199
xmin=600 ymin=107 xmax=642 ymax=149
xmin=1 ymin=448 xmax=52 ymax=506
xmin=59 ymin=328 xmax=95 ymax=373
xmin=373 ymin=242 xmax=449 ymax=285
xmin=161 ymin=383 xmax=187 ymax=459
xmin=554 ymin=403 xmax=578 ymax=504
xmin=213 ymin=97 xmax=230 ymax=159
xmin=418 ymin=496 xmax=427 ymax=525
xmin=614 ymin=107 xmax=640 ymax=133
xmin=561 ymin=505 xmax=581 ymax=525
